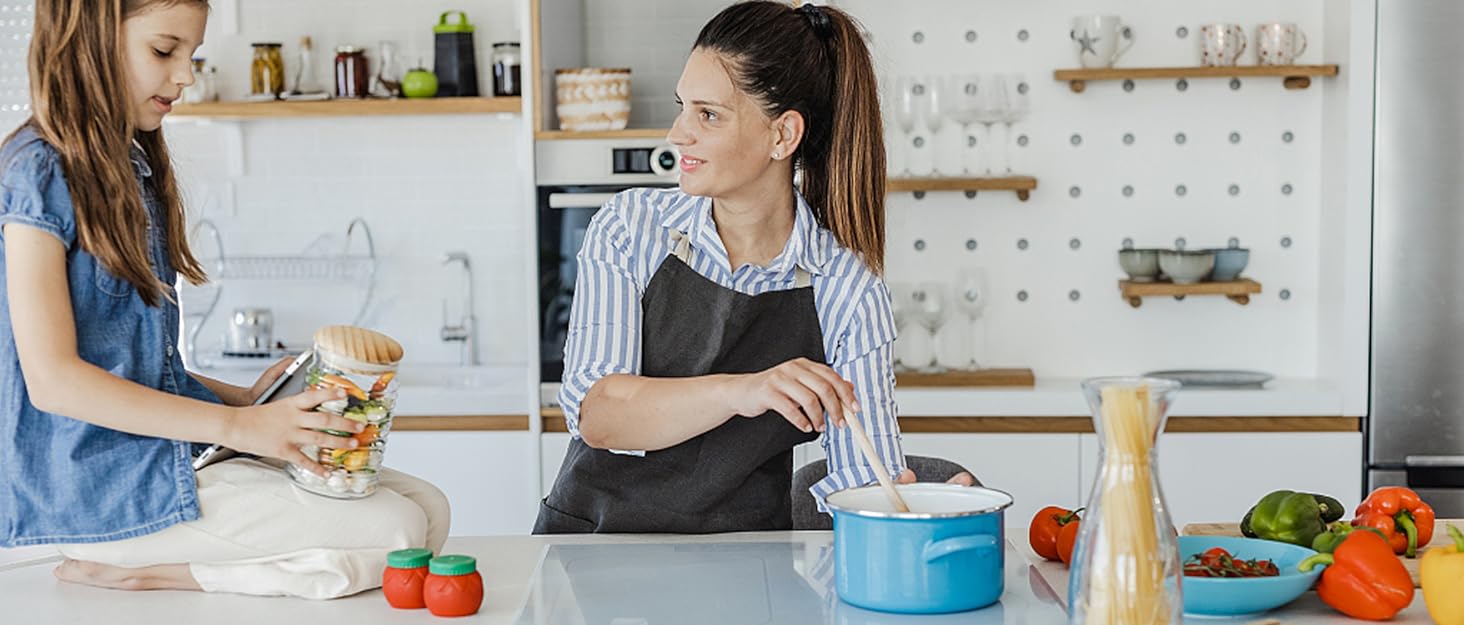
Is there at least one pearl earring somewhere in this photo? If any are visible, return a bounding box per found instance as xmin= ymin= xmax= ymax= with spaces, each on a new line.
xmin=773 ymin=151 xmax=781 ymax=159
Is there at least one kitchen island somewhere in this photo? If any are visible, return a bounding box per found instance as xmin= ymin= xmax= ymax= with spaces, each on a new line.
xmin=0 ymin=531 xmax=1434 ymax=624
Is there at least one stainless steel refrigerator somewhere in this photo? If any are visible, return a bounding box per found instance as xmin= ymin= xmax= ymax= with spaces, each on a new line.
xmin=1372 ymin=0 xmax=1464 ymax=517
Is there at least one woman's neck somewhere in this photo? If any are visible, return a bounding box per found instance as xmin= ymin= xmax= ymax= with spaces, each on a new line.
xmin=711 ymin=172 xmax=796 ymax=270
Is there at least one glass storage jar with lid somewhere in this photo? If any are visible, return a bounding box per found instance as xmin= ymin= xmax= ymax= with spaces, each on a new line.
xmin=491 ymin=42 xmax=521 ymax=96
xmin=285 ymin=325 xmax=403 ymax=499
xmin=250 ymin=42 xmax=285 ymax=97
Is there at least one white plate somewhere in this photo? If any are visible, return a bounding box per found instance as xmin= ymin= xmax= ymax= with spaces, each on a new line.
xmin=1143 ymin=370 xmax=1274 ymax=388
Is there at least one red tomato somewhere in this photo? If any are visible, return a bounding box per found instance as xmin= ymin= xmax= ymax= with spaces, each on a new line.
xmin=1029 ymin=506 xmax=1082 ymax=562
xmin=1057 ymin=518 xmax=1081 ymax=565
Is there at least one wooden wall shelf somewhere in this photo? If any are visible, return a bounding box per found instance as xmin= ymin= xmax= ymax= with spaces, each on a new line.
xmin=170 ymin=97 xmax=522 ymax=119
xmin=535 ymin=128 xmax=671 ymax=140
xmin=1054 ymin=65 xmax=1339 ymax=93
xmin=887 ymin=176 xmax=1037 ymax=201
xmin=1120 ymin=278 xmax=1262 ymax=308
xmin=895 ymin=368 xmax=1036 ymax=388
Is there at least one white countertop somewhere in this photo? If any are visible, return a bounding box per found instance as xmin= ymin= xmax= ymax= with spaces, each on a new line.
xmin=0 ymin=531 xmax=1433 ymax=624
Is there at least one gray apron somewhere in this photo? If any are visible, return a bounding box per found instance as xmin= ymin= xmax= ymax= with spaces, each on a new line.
xmin=535 ymin=229 xmax=823 ymax=533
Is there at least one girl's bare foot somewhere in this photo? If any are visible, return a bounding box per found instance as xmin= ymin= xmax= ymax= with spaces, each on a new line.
xmin=53 ymin=559 xmax=201 ymax=591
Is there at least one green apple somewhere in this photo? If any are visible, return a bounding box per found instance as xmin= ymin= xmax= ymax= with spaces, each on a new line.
xmin=402 ymin=68 xmax=438 ymax=98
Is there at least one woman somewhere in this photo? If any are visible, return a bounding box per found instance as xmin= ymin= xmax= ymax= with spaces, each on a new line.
xmin=535 ymin=1 xmax=971 ymax=535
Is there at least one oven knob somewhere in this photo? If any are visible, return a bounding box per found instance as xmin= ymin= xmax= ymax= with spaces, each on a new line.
xmin=650 ymin=145 xmax=679 ymax=177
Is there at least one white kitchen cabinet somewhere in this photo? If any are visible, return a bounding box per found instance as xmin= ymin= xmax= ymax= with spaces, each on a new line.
xmin=1080 ymin=433 xmax=1365 ymax=529
xmin=386 ymin=431 xmax=539 ymax=536
xmin=797 ymin=434 xmax=1083 ymax=527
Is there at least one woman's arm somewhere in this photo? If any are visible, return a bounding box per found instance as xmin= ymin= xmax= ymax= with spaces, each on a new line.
xmin=5 ymin=223 xmax=362 ymax=473
xmin=558 ymin=197 xmax=856 ymax=452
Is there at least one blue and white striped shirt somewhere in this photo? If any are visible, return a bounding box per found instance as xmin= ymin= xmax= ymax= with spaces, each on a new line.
xmin=558 ymin=187 xmax=906 ymax=505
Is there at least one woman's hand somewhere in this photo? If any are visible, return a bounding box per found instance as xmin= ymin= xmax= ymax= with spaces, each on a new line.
xmin=897 ymin=469 xmax=977 ymax=486
xmin=224 ymin=387 xmax=364 ymax=477
xmin=725 ymin=358 xmax=860 ymax=433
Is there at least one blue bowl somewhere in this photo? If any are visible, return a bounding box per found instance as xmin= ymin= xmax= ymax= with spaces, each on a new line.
xmin=1178 ymin=536 xmax=1323 ymax=618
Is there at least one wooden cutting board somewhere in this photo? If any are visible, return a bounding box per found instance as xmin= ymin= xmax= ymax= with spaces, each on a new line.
xmin=1181 ymin=520 xmax=1463 ymax=587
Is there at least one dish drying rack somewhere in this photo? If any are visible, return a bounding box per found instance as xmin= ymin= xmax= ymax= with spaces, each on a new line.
xmin=182 ymin=218 xmax=377 ymax=368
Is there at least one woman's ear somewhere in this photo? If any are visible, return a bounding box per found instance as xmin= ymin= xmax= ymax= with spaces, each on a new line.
xmin=770 ymin=110 xmax=806 ymax=161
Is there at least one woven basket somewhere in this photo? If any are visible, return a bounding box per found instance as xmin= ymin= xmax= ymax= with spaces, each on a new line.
xmin=555 ymin=68 xmax=632 ymax=132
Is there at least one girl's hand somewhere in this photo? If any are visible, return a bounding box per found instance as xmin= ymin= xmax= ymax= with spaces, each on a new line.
xmin=726 ymin=358 xmax=860 ymax=433
xmin=225 ymin=387 xmax=363 ymax=476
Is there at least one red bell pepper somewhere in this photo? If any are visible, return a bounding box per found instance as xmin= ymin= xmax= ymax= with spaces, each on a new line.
xmin=1299 ymin=528 xmax=1415 ymax=620
xmin=1354 ymin=486 xmax=1436 ymax=557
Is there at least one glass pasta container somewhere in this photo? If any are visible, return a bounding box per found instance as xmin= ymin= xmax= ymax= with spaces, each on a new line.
xmin=1068 ymin=377 xmax=1183 ymax=625
xmin=285 ymin=325 xmax=403 ymax=499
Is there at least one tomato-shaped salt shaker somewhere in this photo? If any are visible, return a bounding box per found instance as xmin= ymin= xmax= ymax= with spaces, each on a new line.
xmin=382 ymin=548 xmax=432 ymax=609
xmin=424 ymin=555 xmax=484 ymax=617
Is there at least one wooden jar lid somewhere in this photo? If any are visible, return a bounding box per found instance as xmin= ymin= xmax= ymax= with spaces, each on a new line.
xmin=313 ymin=325 xmax=403 ymax=373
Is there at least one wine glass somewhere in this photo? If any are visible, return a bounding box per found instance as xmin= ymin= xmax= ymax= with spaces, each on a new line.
xmin=999 ymin=73 xmax=1030 ymax=174
xmin=923 ymin=76 xmax=947 ymax=175
xmin=910 ymin=281 xmax=948 ymax=372
xmin=954 ymin=268 xmax=990 ymax=370
xmin=893 ymin=76 xmax=922 ymax=176
xmin=944 ymin=73 xmax=984 ymax=175
xmin=973 ymin=74 xmax=1010 ymax=176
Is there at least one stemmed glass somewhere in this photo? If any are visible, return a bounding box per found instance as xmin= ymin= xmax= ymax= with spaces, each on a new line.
xmin=923 ymin=76 xmax=946 ymax=175
xmin=999 ymin=73 xmax=1030 ymax=174
xmin=954 ymin=268 xmax=989 ymax=370
xmin=945 ymin=73 xmax=984 ymax=175
xmin=973 ymin=74 xmax=1009 ymax=176
xmin=893 ymin=76 xmax=922 ymax=176
xmin=909 ymin=281 xmax=947 ymax=372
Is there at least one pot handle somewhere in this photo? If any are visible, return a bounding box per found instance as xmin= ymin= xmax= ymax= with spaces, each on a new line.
xmin=923 ymin=534 xmax=999 ymax=563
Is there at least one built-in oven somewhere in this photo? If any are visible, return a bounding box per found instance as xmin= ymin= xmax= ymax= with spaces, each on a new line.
xmin=536 ymin=138 xmax=679 ymax=402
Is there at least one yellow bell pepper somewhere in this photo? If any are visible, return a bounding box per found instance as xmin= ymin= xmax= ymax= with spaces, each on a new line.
xmin=1422 ymin=524 xmax=1464 ymax=625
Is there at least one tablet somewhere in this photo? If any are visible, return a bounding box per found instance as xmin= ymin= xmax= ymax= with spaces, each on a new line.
xmin=192 ymin=349 xmax=314 ymax=471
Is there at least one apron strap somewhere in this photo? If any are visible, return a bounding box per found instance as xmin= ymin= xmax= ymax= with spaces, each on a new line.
xmin=793 ymin=266 xmax=812 ymax=289
xmin=670 ymin=228 xmax=813 ymax=288
xmin=668 ymin=229 xmax=693 ymax=263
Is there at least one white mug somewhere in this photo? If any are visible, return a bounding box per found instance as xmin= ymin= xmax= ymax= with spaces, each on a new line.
xmin=1256 ymin=23 xmax=1308 ymax=65
xmin=1071 ymin=15 xmax=1134 ymax=69
xmin=1199 ymin=23 xmax=1247 ymax=66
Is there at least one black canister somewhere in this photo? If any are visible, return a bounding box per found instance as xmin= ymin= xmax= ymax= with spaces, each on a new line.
xmin=433 ymin=11 xmax=479 ymax=97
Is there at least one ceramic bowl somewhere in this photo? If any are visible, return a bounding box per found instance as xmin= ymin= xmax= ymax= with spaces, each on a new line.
xmin=1209 ymin=248 xmax=1250 ymax=281
xmin=1118 ymin=249 xmax=1161 ymax=282
xmin=1158 ymin=250 xmax=1215 ymax=284
xmin=1178 ymin=536 xmax=1323 ymax=618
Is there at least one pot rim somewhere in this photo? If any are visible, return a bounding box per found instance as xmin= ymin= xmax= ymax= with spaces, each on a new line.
xmin=824 ymin=483 xmax=1014 ymax=520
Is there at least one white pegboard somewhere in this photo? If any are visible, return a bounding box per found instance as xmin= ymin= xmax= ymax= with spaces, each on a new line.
xmin=830 ymin=0 xmax=1352 ymax=381
xmin=0 ymin=3 xmax=32 ymax=134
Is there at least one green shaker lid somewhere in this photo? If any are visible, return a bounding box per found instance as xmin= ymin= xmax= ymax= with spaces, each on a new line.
xmin=387 ymin=548 xmax=433 ymax=569
xmin=429 ymin=554 xmax=478 ymax=576
xmin=435 ymin=11 xmax=475 ymax=33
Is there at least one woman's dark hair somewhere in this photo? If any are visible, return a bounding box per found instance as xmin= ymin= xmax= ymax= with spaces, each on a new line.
xmin=694 ymin=1 xmax=887 ymax=274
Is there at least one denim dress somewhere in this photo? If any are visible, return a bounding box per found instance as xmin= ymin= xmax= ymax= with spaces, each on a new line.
xmin=0 ymin=125 xmax=221 ymax=547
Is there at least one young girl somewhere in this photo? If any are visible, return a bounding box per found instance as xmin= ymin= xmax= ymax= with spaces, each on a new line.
xmin=0 ymin=0 xmax=447 ymax=598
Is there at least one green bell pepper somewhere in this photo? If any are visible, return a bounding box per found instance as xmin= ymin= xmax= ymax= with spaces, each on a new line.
xmin=1243 ymin=490 xmax=1333 ymax=548
xmin=1312 ymin=521 xmax=1389 ymax=553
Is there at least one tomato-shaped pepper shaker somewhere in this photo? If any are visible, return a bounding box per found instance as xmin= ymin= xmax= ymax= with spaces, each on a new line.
xmin=424 ymin=555 xmax=484 ymax=617
xmin=382 ymin=548 xmax=433 ymax=609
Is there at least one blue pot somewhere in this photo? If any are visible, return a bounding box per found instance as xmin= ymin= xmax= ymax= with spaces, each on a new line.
xmin=826 ymin=483 xmax=1013 ymax=614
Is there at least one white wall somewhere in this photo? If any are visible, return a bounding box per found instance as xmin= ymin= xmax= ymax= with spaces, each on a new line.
xmin=168 ymin=0 xmax=532 ymax=368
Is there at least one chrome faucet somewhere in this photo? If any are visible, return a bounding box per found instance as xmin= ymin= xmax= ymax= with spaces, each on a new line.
xmin=440 ymin=251 xmax=478 ymax=366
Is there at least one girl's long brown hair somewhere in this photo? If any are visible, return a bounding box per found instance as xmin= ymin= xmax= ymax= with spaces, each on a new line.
xmin=694 ymin=1 xmax=886 ymax=274
xmin=18 ymin=0 xmax=208 ymax=306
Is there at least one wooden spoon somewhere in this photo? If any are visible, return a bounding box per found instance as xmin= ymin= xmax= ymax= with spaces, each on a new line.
xmin=840 ymin=404 xmax=910 ymax=513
